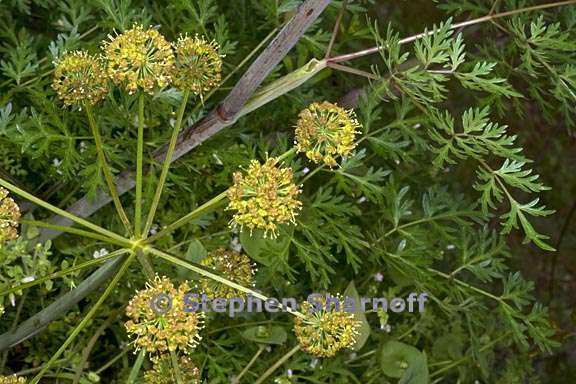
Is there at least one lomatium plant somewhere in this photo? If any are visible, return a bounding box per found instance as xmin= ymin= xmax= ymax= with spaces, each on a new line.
xmin=0 ymin=1 xmax=575 ymax=383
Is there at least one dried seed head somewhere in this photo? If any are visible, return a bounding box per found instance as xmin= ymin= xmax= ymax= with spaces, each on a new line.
xmin=125 ymin=276 xmax=204 ymax=354
xmin=0 ymin=187 xmax=20 ymax=243
xmin=103 ymin=24 xmax=174 ymax=94
xmin=144 ymin=354 xmax=200 ymax=384
xmin=294 ymin=295 xmax=361 ymax=358
xmin=295 ymin=101 xmax=361 ymax=167
xmin=172 ymin=35 xmax=222 ymax=96
xmin=226 ymin=158 xmax=302 ymax=239
xmin=52 ymin=51 xmax=109 ymax=107
xmin=200 ymin=248 xmax=255 ymax=299
xmin=0 ymin=375 xmax=26 ymax=384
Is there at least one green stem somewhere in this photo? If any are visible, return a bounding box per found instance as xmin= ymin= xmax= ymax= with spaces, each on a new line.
xmin=20 ymin=219 xmax=132 ymax=248
xmin=232 ymin=345 xmax=265 ymax=384
xmin=136 ymin=249 xmax=155 ymax=281
xmin=144 ymin=190 xmax=228 ymax=243
xmin=299 ymin=166 xmax=323 ymax=184
xmin=254 ymin=345 xmax=301 ymax=384
xmin=0 ymin=248 xmax=129 ymax=297
xmin=170 ymin=350 xmax=184 ymax=384
xmin=146 ymin=247 xmax=305 ymax=318
xmin=126 ymin=349 xmax=146 ymax=384
xmin=95 ymin=348 xmax=130 ymax=374
xmin=135 ymin=93 xmax=145 ymax=238
xmin=143 ymin=90 xmax=190 ymax=238
xmin=430 ymin=334 xmax=508 ymax=378
xmin=30 ymin=252 xmax=136 ymax=384
xmin=15 ymin=359 xmax=68 ymax=376
xmin=276 ymin=147 xmax=296 ymax=162
xmin=85 ymin=104 xmax=133 ymax=236
xmin=0 ymin=177 xmax=131 ymax=245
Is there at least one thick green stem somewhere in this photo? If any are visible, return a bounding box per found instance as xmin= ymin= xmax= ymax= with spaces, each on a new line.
xmin=0 ymin=177 xmax=130 ymax=245
xmin=135 ymin=93 xmax=145 ymax=238
xmin=136 ymin=248 xmax=155 ymax=281
xmin=146 ymin=247 xmax=305 ymax=318
xmin=0 ymin=248 xmax=129 ymax=297
xmin=20 ymin=219 xmax=132 ymax=248
xmin=30 ymin=252 xmax=136 ymax=384
xmin=144 ymin=190 xmax=228 ymax=243
xmin=255 ymin=345 xmax=301 ymax=384
xmin=143 ymin=90 xmax=191 ymax=238
xmin=85 ymin=105 xmax=133 ymax=236
xmin=170 ymin=350 xmax=184 ymax=384
xmin=126 ymin=349 xmax=146 ymax=384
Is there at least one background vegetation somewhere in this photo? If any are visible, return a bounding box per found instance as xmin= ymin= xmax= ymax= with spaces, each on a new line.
xmin=0 ymin=0 xmax=575 ymax=383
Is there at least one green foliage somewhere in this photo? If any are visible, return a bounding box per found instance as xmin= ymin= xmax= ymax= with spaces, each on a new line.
xmin=0 ymin=0 xmax=573 ymax=383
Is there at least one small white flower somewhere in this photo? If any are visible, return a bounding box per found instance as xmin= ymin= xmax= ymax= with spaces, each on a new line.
xmin=22 ymin=276 xmax=35 ymax=283
xmin=380 ymin=324 xmax=392 ymax=333
xmin=302 ymin=167 xmax=310 ymax=174
xmin=52 ymin=158 xmax=63 ymax=175
xmin=149 ymin=224 xmax=159 ymax=235
xmin=374 ymin=272 xmax=384 ymax=282
xmin=413 ymin=123 xmax=421 ymax=129
xmin=357 ymin=196 xmax=367 ymax=203
xmin=287 ymin=369 xmax=293 ymax=377
xmin=446 ymin=244 xmax=455 ymax=250
xmin=93 ymin=248 xmax=109 ymax=258
xmin=79 ymin=141 xmax=88 ymax=153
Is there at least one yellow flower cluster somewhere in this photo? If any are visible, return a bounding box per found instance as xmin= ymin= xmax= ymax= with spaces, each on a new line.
xmin=173 ymin=35 xmax=222 ymax=96
xmin=52 ymin=51 xmax=109 ymax=107
xmin=226 ymin=158 xmax=302 ymax=238
xmin=200 ymin=248 xmax=255 ymax=299
xmin=144 ymin=354 xmax=200 ymax=384
xmin=53 ymin=25 xmax=224 ymax=104
xmin=294 ymin=295 xmax=361 ymax=358
xmin=0 ymin=187 xmax=20 ymax=243
xmin=103 ymin=24 xmax=174 ymax=94
xmin=125 ymin=276 xmax=204 ymax=354
xmin=295 ymin=101 xmax=361 ymax=167
xmin=0 ymin=375 xmax=26 ymax=384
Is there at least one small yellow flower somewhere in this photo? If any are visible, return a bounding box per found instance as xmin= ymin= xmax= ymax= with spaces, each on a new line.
xmin=200 ymin=248 xmax=255 ymax=299
xmin=226 ymin=158 xmax=302 ymax=238
xmin=172 ymin=35 xmax=222 ymax=96
xmin=0 ymin=187 xmax=20 ymax=243
xmin=125 ymin=276 xmax=204 ymax=354
xmin=295 ymin=101 xmax=361 ymax=167
xmin=0 ymin=375 xmax=26 ymax=384
xmin=144 ymin=354 xmax=200 ymax=384
xmin=294 ymin=295 xmax=361 ymax=358
xmin=52 ymin=51 xmax=109 ymax=107
xmin=103 ymin=24 xmax=174 ymax=94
